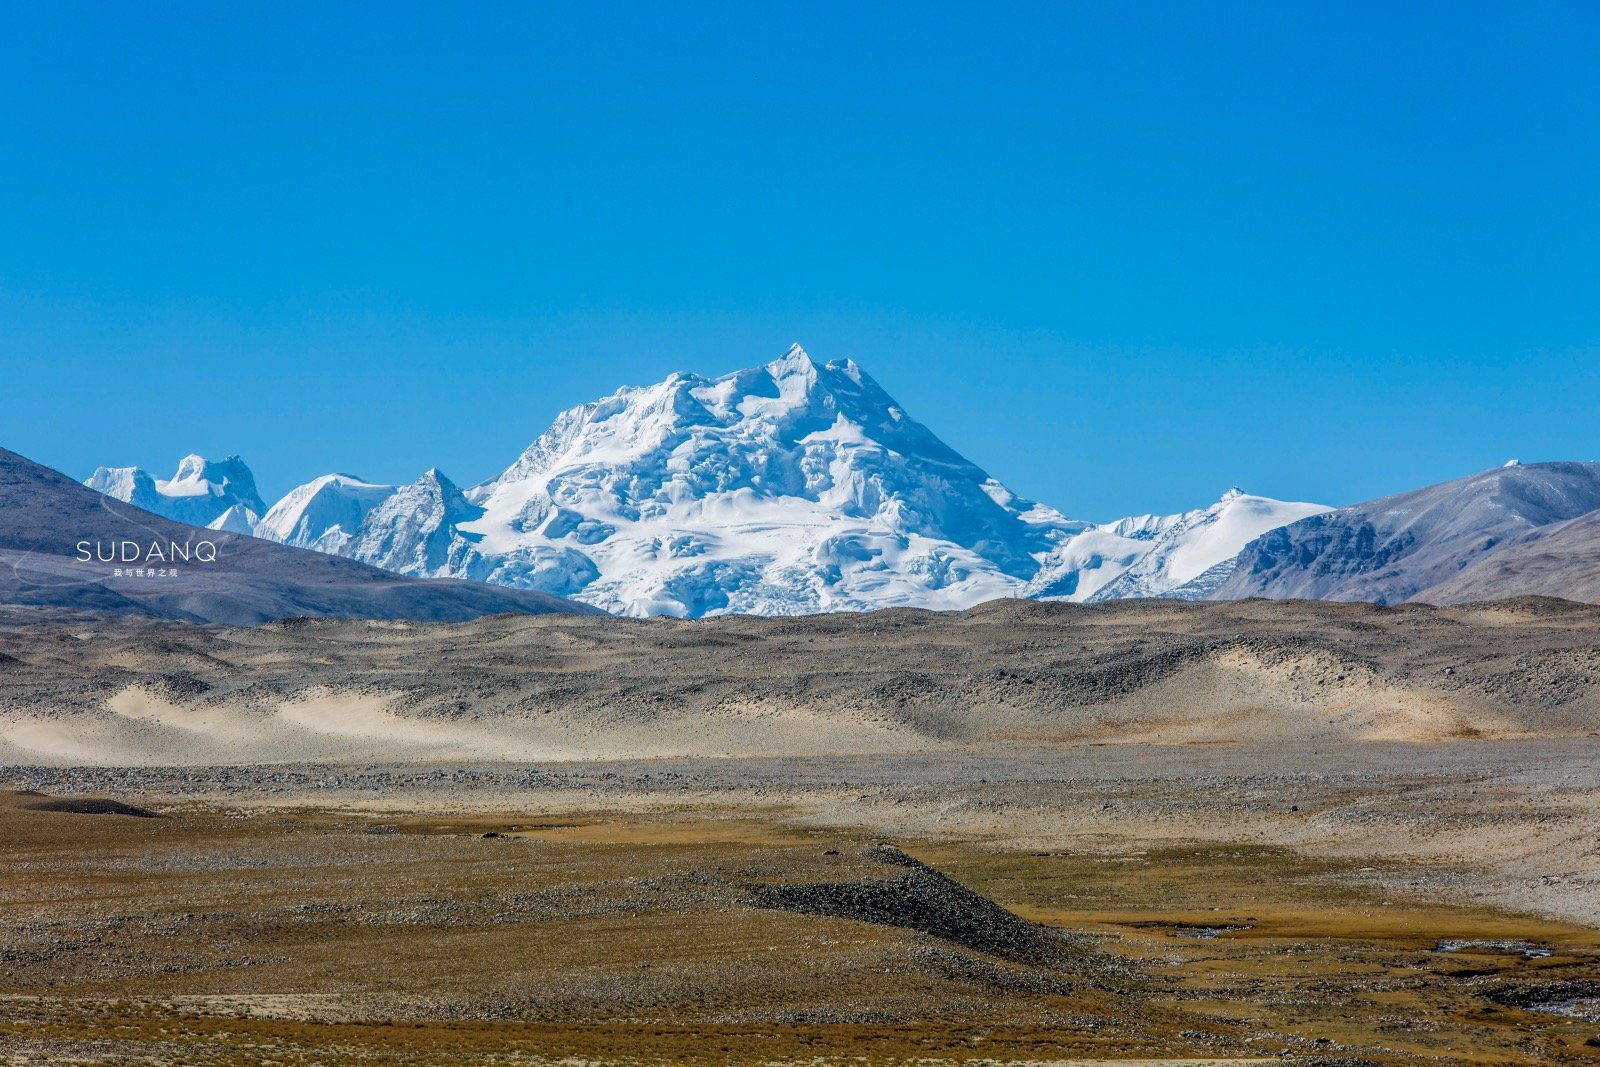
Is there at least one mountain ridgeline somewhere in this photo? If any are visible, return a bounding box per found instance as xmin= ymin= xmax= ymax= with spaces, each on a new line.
xmin=1212 ymin=461 xmax=1600 ymax=606
xmin=74 ymin=346 xmax=1600 ymax=617
xmin=82 ymin=347 xmax=1327 ymax=617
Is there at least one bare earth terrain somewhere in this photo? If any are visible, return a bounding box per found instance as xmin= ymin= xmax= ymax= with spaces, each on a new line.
xmin=7 ymin=598 xmax=1600 ymax=1064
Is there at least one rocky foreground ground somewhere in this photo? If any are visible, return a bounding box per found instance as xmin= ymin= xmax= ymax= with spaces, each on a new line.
xmin=6 ymin=598 xmax=1600 ymax=1063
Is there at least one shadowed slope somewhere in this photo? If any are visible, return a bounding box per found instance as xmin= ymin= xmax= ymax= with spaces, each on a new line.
xmin=1420 ymin=508 xmax=1600 ymax=605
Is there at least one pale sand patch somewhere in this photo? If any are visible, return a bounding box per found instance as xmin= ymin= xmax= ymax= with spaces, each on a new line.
xmin=4 ymin=685 xmax=941 ymax=767
xmin=107 ymin=685 xmax=295 ymax=751
xmin=0 ymin=718 xmax=107 ymax=764
xmin=1043 ymin=647 xmax=1529 ymax=745
xmin=275 ymin=688 xmax=526 ymax=753
xmin=107 ymin=686 xmax=233 ymax=731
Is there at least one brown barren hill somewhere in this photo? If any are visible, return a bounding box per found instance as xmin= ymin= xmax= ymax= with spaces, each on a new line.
xmin=1418 ymin=509 xmax=1600 ymax=605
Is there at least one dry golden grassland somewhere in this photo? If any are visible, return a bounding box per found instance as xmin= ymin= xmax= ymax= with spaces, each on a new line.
xmin=5 ymin=789 xmax=1600 ymax=1065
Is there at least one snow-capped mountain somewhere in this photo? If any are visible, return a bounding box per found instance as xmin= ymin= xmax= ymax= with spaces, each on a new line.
xmin=85 ymin=454 xmax=266 ymax=532
xmin=235 ymin=346 xmax=1324 ymax=616
xmin=1083 ymin=489 xmax=1332 ymax=601
xmin=254 ymin=473 xmax=399 ymax=554
xmin=1022 ymin=489 xmax=1330 ymax=602
xmin=74 ymin=357 xmax=1600 ymax=616
xmin=345 ymin=469 xmax=487 ymax=578
xmin=9 ymin=448 xmax=591 ymax=626
xmin=297 ymin=346 xmax=1092 ymax=614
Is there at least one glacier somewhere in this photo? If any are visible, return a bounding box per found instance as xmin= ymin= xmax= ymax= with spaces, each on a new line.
xmin=255 ymin=473 xmax=401 ymax=555
xmin=89 ymin=346 xmax=1330 ymax=617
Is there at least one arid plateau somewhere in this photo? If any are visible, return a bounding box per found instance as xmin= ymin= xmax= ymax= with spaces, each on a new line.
xmin=8 ymin=597 xmax=1600 ymax=1064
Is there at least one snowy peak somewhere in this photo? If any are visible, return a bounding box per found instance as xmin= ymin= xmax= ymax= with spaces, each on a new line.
xmin=477 ymin=346 xmax=1027 ymax=553
xmin=255 ymin=473 xmax=399 ymax=553
xmin=764 ymin=342 xmax=822 ymax=385
xmin=778 ymin=340 xmax=815 ymax=365
xmin=162 ymin=454 xmax=262 ymax=506
xmin=86 ymin=453 xmax=266 ymax=530
xmin=1084 ymin=490 xmax=1332 ymax=602
xmin=85 ymin=465 xmax=161 ymax=512
xmin=340 ymin=347 xmax=1324 ymax=615
xmin=2 ymin=445 xmax=595 ymax=625
xmin=338 ymin=345 xmax=1088 ymax=615
xmin=344 ymin=468 xmax=484 ymax=578
xmin=255 ymin=467 xmax=481 ymax=575
xmin=1026 ymin=488 xmax=1332 ymax=603
xmin=209 ymin=502 xmax=261 ymax=535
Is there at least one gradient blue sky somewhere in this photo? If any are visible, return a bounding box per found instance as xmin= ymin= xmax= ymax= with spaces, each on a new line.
xmin=2 ymin=2 xmax=1597 ymax=520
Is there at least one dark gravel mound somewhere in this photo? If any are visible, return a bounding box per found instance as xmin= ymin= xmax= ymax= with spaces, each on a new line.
xmin=748 ymin=845 xmax=1069 ymax=967
xmin=1486 ymin=978 xmax=1600 ymax=1010
xmin=25 ymin=796 xmax=163 ymax=817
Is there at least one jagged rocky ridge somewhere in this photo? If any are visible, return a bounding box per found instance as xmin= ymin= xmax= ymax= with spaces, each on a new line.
xmin=88 ymin=347 xmax=1328 ymax=617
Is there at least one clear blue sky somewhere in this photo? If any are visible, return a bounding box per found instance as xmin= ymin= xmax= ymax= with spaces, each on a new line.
xmin=2 ymin=2 xmax=1596 ymax=520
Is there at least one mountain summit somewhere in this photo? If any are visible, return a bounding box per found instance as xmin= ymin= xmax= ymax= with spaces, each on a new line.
xmin=237 ymin=346 xmax=1325 ymax=616
xmin=86 ymin=454 xmax=266 ymax=533
xmin=70 ymin=353 xmax=1600 ymax=616
xmin=451 ymin=344 xmax=1081 ymax=614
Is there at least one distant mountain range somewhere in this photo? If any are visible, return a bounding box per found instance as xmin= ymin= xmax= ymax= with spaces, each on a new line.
xmin=80 ymin=347 xmax=1328 ymax=617
xmin=0 ymin=447 xmax=597 ymax=626
xmin=63 ymin=345 xmax=1600 ymax=618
